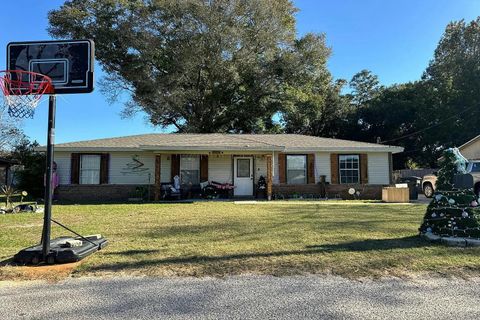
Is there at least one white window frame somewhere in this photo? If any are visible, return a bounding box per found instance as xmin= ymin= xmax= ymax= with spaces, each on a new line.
xmin=79 ymin=154 xmax=101 ymax=185
xmin=180 ymin=155 xmax=200 ymax=185
xmin=286 ymin=155 xmax=307 ymax=185
xmin=339 ymin=155 xmax=360 ymax=184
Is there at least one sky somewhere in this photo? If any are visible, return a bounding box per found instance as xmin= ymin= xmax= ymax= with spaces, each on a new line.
xmin=1 ymin=0 xmax=479 ymax=145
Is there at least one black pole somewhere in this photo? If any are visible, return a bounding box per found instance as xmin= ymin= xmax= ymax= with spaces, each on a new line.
xmin=41 ymin=95 xmax=56 ymax=262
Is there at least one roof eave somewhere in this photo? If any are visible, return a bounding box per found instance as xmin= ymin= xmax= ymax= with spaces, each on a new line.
xmin=35 ymin=147 xmax=143 ymax=152
xmin=284 ymin=146 xmax=404 ymax=154
xmin=139 ymin=145 xmax=284 ymax=152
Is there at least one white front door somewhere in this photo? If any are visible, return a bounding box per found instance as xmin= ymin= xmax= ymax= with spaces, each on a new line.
xmin=233 ymin=157 xmax=253 ymax=196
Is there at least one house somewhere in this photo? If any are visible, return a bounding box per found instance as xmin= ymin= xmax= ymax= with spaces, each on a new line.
xmin=459 ymin=134 xmax=480 ymax=160
xmin=39 ymin=134 xmax=403 ymax=201
xmin=0 ymin=158 xmax=17 ymax=187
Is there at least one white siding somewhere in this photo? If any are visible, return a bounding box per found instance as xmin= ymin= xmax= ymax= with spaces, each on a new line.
xmin=208 ymin=155 xmax=232 ymax=183
xmin=109 ymin=152 xmax=155 ymax=184
xmin=368 ymin=152 xmax=390 ymax=184
xmin=460 ymin=139 xmax=480 ymax=160
xmin=55 ymin=151 xmax=157 ymax=185
xmin=255 ymin=155 xmax=267 ymax=183
xmin=314 ymin=152 xmax=331 ymax=183
xmin=55 ymin=152 xmax=71 ymax=185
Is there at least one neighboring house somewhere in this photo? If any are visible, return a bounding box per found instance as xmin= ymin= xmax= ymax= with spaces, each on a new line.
xmin=38 ymin=134 xmax=403 ymax=201
xmin=0 ymin=158 xmax=17 ymax=187
xmin=459 ymin=134 xmax=480 ymax=160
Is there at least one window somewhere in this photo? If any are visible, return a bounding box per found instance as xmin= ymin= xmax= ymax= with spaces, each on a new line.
xmin=339 ymin=155 xmax=360 ymax=184
xmin=286 ymin=155 xmax=307 ymax=184
xmin=237 ymin=159 xmax=251 ymax=177
xmin=80 ymin=155 xmax=101 ymax=184
xmin=470 ymin=162 xmax=480 ymax=173
xmin=180 ymin=155 xmax=200 ymax=185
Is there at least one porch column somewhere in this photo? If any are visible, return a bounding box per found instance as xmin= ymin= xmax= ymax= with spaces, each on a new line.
xmin=154 ymin=155 xmax=161 ymax=201
xmin=266 ymin=155 xmax=273 ymax=200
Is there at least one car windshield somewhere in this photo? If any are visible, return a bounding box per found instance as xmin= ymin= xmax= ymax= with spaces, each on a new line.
xmin=470 ymin=162 xmax=480 ymax=172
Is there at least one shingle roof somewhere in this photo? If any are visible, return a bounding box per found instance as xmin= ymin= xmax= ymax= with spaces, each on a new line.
xmin=44 ymin=134 xmax=403 ymax=153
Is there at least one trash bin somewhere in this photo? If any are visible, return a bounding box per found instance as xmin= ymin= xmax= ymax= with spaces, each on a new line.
xmin=408 ymin=181 xmax=418 ymax=200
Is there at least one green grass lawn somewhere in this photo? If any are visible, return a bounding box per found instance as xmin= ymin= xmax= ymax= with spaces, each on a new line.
xmin=1 ymin=201 xmax=479 ymax=280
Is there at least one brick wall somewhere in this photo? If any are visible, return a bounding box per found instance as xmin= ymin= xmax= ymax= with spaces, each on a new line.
xmin=56 ymin=184 xmax=153 ymax=202
xmin=58 ymin=183 xmax=386 ymax=202
xmin=272 ymin=183 xmax=385 ymax=200
xmin=325 ymin=184 xmax=385 ymax=200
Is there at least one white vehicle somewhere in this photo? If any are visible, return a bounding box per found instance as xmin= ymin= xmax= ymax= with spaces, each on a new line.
xmin=422 ymin=160 xmax=480 ymax=198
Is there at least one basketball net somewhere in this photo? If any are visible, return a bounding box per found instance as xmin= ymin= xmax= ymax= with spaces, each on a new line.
xmin=0 ymin=70 xmax=53 ymax=119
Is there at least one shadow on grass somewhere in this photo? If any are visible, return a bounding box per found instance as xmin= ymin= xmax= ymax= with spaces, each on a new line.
xmin=306 ymin=235 xmax=426 ymax=252
xmin=0 ymin=258 xmax=14 ymax=266
xmin=104 ymin=249 xmax=162 ymax=256
xmin=88 ymin=235 xmax=428 ymax=272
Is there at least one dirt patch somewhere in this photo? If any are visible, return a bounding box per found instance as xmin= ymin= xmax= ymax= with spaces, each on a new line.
xmin=0 ymin=262 xmax=81 ymax=282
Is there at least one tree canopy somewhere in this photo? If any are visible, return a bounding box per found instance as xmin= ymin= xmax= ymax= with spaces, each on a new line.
xmin=49 ymin=0 xmax=333 ymax=133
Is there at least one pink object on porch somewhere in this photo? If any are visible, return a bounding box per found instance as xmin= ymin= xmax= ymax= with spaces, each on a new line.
xmin=210 ymin=181 xmax=236 ymax=190
xmin=44 ymin=161 xmax=60 ymax=190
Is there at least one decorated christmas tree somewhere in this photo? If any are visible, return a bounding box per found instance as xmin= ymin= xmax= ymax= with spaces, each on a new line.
xmin=419 ymin=148 xmax=480 ymax=240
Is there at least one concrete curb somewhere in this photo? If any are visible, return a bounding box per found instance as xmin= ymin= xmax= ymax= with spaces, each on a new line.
xmin=421 ymin=232 xmax=480 ymax=247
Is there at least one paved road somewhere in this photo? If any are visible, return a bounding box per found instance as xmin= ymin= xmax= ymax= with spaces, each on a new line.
xmin=1 ymin=275 xmax=479 ymax=319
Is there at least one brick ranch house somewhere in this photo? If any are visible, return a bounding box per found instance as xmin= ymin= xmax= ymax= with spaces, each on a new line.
xmin=37 ymin=134 xmax=403 ymax=201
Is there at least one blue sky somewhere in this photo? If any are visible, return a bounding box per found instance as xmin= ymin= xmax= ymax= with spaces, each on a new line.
xmin=1 ymin=0 xmax=479 ymax=145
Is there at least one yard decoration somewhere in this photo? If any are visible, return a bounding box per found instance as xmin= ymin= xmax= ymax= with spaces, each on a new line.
xmin=1 ymin=185 xmax=17 ymax=212
xmin=435 ymin=148 xmax=467 ymax=191
xmin=419 ymin=189 xmax=480 ymax=240
xmin=419 ymin=148 xmax=480 ymax=243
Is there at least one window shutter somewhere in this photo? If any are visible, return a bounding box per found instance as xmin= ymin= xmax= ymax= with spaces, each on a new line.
xmin=100 ymin=153 xmax=109 ymax=184
xmin=307 ymin=154 xmax=315 ymax=184
xmin=200 ymin=155 xmax=208 ymax=182
xmin=70 ymin=153 xmax=80 ymax=184
xmin=278 ymin=153 xmax=286 ymax=183
xmin=171 ymin=154 xmax=180 ymax=179
xmin=360 ymin=154 xmax=368 ymax=184
xmin=330 ymin=153 xmax=338 ymax=184
xmin=154 ymin=155 xmax=161 ymax=201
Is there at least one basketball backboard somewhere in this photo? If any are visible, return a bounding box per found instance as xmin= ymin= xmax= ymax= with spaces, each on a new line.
xmin=6 ymin=39 xmax=94 ymax=94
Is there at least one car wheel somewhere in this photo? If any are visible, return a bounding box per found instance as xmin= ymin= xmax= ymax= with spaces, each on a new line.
xmin=423 ymin=183 xmax=434 ymax=198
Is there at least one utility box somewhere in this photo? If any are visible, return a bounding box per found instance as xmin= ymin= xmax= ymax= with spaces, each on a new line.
xmin=382 ymin=187 xmax=410 ymax=203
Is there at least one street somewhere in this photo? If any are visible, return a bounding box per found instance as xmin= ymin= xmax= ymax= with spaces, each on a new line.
xmin=1 ymin=275 xmax=479 ymax=319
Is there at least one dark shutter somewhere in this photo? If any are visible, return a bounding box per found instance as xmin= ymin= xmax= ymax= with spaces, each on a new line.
xmin=171 ymin=154 xmax=180 ymax=179
xmin=360 ymin=154 xmax=368 ymax=184
xmin=100 ymin=153 xmax=109 ymax=184
xmin=307 ymin=154 xmax=315 ymax=184
xmin=330 ymin=153 xmax=338 ymax=184
xmin=278 ymin=153 xmax=286 ymax=184
xmin=154 ymin=155 xmax=161 ymax=200
xmin=200 ymin=155 xmax=208 ymax=182
xmin=70 ymin=153 xmax=80 ymax=184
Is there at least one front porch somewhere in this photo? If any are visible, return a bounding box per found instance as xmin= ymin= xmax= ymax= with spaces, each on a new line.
xmin=152 ymin=152 xmax=276 ymax=201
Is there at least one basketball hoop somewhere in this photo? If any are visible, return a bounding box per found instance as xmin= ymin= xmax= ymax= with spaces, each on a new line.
xmin=0 ymin=70 xmax=53 ymax=118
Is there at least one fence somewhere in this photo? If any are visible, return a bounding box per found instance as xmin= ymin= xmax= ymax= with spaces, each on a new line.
xmin=393 ymin=168 xmax=436 ymax=179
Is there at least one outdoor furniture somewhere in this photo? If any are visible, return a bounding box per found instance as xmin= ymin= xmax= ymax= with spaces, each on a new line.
xmin=210 ymin=181 xmax=236 ymax=198
xmin=161 ymin=183 xmax=182 ymax=200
